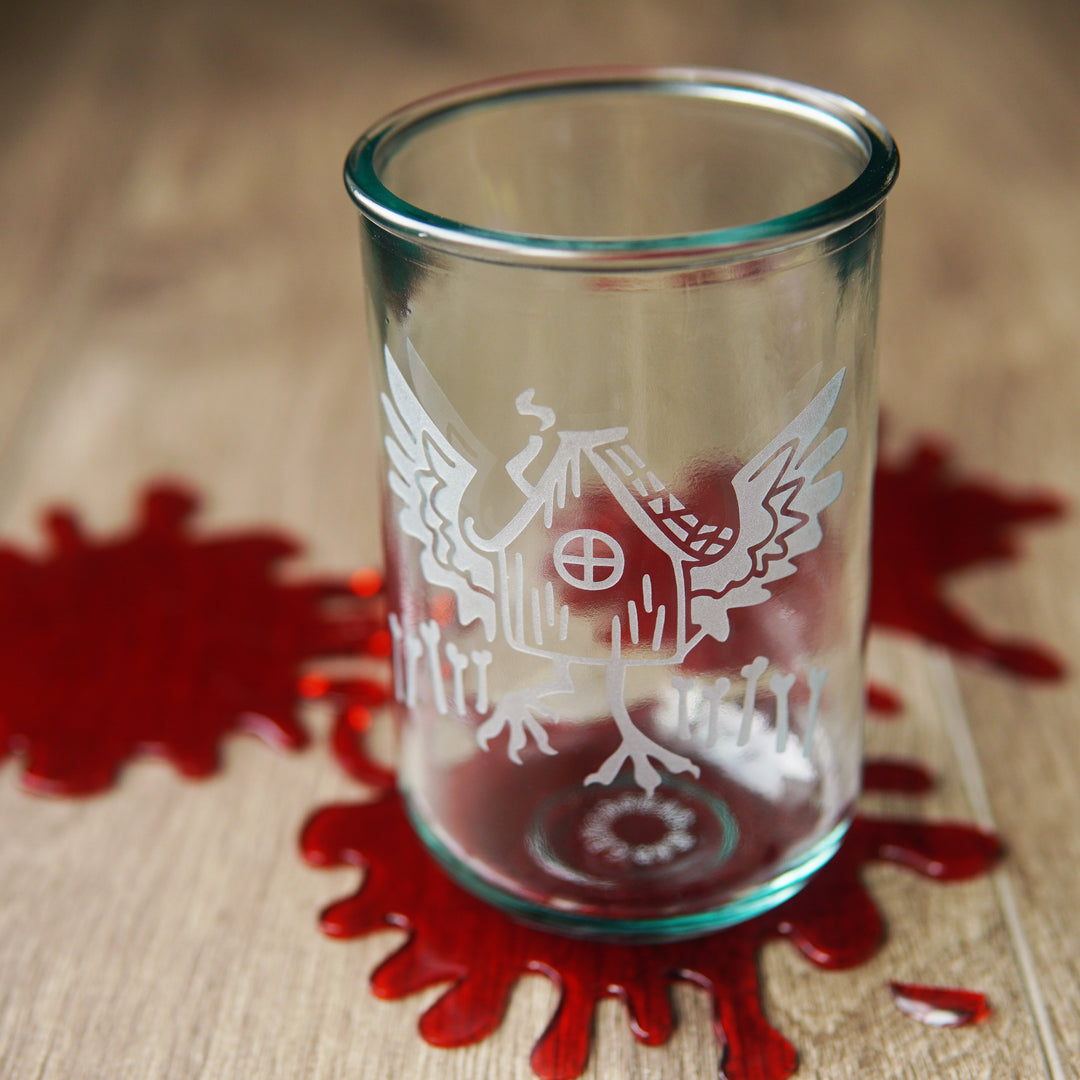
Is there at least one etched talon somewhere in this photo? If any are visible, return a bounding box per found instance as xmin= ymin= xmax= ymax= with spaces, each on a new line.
xmin=476 ymin=682 xmax=566 ymax=762
xmin=586 ymin=739 xmax=699 ymax=797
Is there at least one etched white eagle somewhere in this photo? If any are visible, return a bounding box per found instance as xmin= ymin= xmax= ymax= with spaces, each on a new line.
xmin=381 ymin=340 xmax=847 ymax=795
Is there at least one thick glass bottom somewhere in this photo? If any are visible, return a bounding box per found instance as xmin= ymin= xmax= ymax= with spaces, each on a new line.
xmin=405 ymin=790 xmax=851 ymax=942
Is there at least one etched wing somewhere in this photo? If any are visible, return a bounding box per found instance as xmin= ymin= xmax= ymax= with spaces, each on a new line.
xmin=688 ymin=370 xmax=848 ymax=641
xmin=381 ymin=345 xmax=497 ymax=639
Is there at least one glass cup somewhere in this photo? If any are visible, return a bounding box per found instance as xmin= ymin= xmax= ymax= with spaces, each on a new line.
xmin=345 ymin=67 xmax=898 ymax=940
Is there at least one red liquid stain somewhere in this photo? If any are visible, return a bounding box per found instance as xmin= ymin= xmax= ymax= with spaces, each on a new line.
xmin=1 ymin=432 xmax=1061 ymax=797
xmin=889 ymin=982 xmax=992 ymax=1027
xmin=302 ymin=793 xmax=1000 ymax=1080
xmin=0 ymin=484 xmax=382 ymax=795
xmin=862 ymin=758 xmax=935 ymax=794
xmin=543 ymin=436 xmax=1066 ymax=695
xmin=871 ymin=436 xmax=1065 ymax=680
xmin=0 ymin=439 xmax=1052 ymax=1073
xmin=302 ymin=436 xmax=1059 ymax=1075
xmin=867 ymin=682 xmax=903 ymax=716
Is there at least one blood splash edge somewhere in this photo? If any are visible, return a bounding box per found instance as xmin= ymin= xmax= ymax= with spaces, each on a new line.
xmin=301 ymin=789 xmax=1000 ymax=1080
xmin=0 ymin=484 xmax=385 ymax=795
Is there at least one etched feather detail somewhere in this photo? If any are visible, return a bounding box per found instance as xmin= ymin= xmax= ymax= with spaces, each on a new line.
xmin=381 ymin=346 xmax=497 ymax=640
xmin=688 ymin=370 xmax=847 ymax=642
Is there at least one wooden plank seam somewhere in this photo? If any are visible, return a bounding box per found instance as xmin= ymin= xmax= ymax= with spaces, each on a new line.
xmin=929 ymin=650 xmax=1065 ymax=1080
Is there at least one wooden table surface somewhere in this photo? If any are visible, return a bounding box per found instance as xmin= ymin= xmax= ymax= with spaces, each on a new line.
xmin=2 ymin=1 xmax=1078 ymax=1077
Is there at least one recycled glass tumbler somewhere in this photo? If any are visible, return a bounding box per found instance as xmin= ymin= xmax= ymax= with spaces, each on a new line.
xmin=345 ymin=67 xmax=898 ymax=940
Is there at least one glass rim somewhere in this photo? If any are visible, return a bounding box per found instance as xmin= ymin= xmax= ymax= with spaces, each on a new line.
xmin=344 ymin=66 xmax=899 ymax=267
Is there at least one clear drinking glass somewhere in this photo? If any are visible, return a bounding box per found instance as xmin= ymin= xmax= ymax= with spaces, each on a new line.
xmin=345 ymin=67 xmax=898 ymax=940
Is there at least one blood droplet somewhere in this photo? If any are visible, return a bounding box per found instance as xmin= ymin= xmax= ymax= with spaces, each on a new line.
xmin=867 ymin=682 xmax=903 ymax=716
xmin=351 ymin=566 xmax=384 ymax=598
xmin=889 ymin=981 xmax=992 ymax=1027
xmin=347 ymin=705 xmax=373 ymax=733
xmin=366 ymin=628 xmax=394 ymax=657
xmin=299 ymin=672 xmax=332 ymax=699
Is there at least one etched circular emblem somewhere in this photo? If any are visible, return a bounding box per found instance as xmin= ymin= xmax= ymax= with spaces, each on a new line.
xmin=580 ymin=792 xmax=697 ymax=866
xmin=553 ymin=529 xmax=624 ymax=591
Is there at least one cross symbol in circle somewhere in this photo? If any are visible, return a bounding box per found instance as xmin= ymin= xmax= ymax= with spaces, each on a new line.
xmin=553 ymin=530 xmax=625 ymax=591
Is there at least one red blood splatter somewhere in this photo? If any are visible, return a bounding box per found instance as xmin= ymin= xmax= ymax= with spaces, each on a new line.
xmin=0 ymin=483 xmax=382 ymax=795
xmin=889 ymin=982 xmax=992 ymax=1027
xmin=300 ymin=433 xmax=1061 ymax=1076
xmin=541 ymin=435 xmax=1067 ymax=693
xmin=0 ymin=440 xmax=1049 ymax=1074
xmin=870 ymin=437 xmax=1065 ymax=679
xmin=862 ymin=757 xmax=935 ymax=793
xmin=867 ymin=682 xmax=903 ymax=716
xmin=301 ymin=792 xmax=1001 ymax=1080
xmin=350 ymin=565 xmax=384 ymax=598
xmin=366 ymin=628 xmax=393 ymax=657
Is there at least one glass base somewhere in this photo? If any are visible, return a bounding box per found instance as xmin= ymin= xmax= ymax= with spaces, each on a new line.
xmin=405 ymin=792 xmax=850 ymax=943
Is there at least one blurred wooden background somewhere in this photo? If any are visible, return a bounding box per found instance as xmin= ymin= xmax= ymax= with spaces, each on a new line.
xmin=1 ymin=0 xmax=1078 ymax=1077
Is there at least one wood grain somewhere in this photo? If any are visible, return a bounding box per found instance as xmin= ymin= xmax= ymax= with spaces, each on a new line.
xmin=1 ymin=0 xmax=1077 ymax=1076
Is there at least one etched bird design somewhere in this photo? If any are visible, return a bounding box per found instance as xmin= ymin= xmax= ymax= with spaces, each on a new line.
xmin=381 ymin=341 xmax=847 ymax=796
